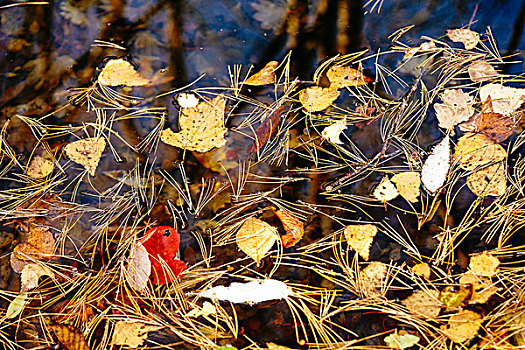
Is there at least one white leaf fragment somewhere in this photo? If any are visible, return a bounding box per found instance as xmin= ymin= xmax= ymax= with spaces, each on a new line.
xmin=321 ymin=120 xmax=347 ymax=144
xmin=177 ymin=93 xmax=199 ymax=108
xmin=195 ymin=279 xmax=291 ymax=305
xmin=421 ymin=135 xmax=450 ymax=194
xmin=127 ymin=242 xmax=151 ymax=292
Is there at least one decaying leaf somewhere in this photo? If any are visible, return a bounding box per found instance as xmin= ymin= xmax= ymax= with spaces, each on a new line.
xmin=127 ymin=242 xmax=151 ymax=292
xmin=98 ymin=58 xmax=150 ymax=86
xmin=459 ymin=272 xmax=498 ymax=304
xmin=110 ymin=321 xmax=162 ymax=348
xmin=195 ymin=279 xmax=291 ymax=305
xmin=475 ymin=112 xmax=516 ymax=144
xmin=27 ymin=156 xmax=54 ymax=178
xmin=64 ymin=137 xmax=106 ymax=176
xmin=20 ymin=263 xmax=54 ymax=292
xmin=402 ymin=41 xmax=437 ymax=60
xmin=453 ymin=133 xmax=506 ymax=171
xmin=236 ymin=217 xmax=278 ymax=264
xmin=49 ymin=324 xmax=90 ymax=350
xmin=446 ymin=28 xmax=479 ymax=50
xmin=421 ymin=135 xmax=450 ymax=194
xmin=469 ymin=251 xmax=500 ymax=277
xmin=403 ymin=289 xmax=441 ymax=319
xmin=177 ymin=92 xmax=199 ymax=108
xmin=245 ymin=61 xmax=278 ymax=86
xmin=441 ymin=310 xmax=482 ymax=343
xmin=410 ymin=262 xmax=431 ymax=279
xmin=272 ymin=208 xmax=304 ymax=248
xmin=479 ymin=83 xmax=525 ymax=114
xmin=299 ymin=86 xmax=340 ymax=113
xmin=10 ymin=225 xmax=56 ymax=273
xmin=326 ymin=65 xmax=372 ymax=89
xmin=5 ymin=292 xmax=29 ymax=319
xmin=372 ymin=176 xmax=399 ymax=202
xmin=439 ymin=285 xmax=470 ymax=308
xmin=466 ymin=161 xmax=506 ymax=197
xmin=433 ymin=89 xmax=474 ymax=129
xmin=359 ymin=261 xmax=388 ymax=297
xmin=391 ymin=172 xmax=421 ymax=203
xmin=160 ymin=95 xmax=227 ymax=152
xmin=321 ymin=119 xmax=347 ymax=144
xmin=186 ymin=301 xmax=217 ymax=318
xmin=344 ymin=224 xmax=378 ymax=261
xmin=384 ymin=331 xmax=420 ymax=349
xmin=468 ymin=60 xmax=498 ymax=82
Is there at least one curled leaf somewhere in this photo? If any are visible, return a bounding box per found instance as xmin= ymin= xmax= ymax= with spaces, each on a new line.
xmin=127 ymin=242 xmax=151 ymax=291
xmin=49 ymin=324 xmax=90 ymax=350
xmin=273 ymin=208 xmax=304 ymax=248
xmin=479 ymin=83 xmax=525 ymax=115
xmin=384 ymin=331 xmax=420 ymax=349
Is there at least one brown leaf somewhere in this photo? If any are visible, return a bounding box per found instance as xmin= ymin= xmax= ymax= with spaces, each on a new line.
xmin=469 ymin=251 xmax=500 ymax=277
xmin=327 ymin=66 xmax=372 ymax=89
xmin=446 ymin=28 xmax=479 ymax=50
xmin=344 ymin=224 xmax=378 ymax=261
xmin=245 ymin=61 xmax=278 ymax=86
xmin=468 ymin=60 xmax=498 ymax=82
xmin=453 ymin=133 xmax=506 ymax=171
xmin=391 ymin=172 xmax=421 ymax=203
xmin=49 ymin=324 xmax=90 ymax=350
xmin=98 ymin=58 xmax=150 ymax=86
xmin=466 ymin=162 xmax=506 ymax=197
xmin=359 ymin=261 xmax=388 ymax=297
xmin=27 ymin=156 xmax=54 ymax=178
xmin=236 ymin=217 xmax=278 ymax=264
xmin=441 ymin=310 xmax=482 ymax=343
xmin=10 ymin=225 xmax=56 ymax=273
xmin=433 ymin=89 xmax=474 ymax=129
xmin=299 ymin=86 xmax=340 ymax=112
xmin=272 ymin=209 xmax=304 ymax=248
xmin=475 ymin=112 xmax=516 ymax=143
xmin=64 ymin=137 xmax=106 ymax=176
xmin=110 ymin=321 xmax=162 ymax=348
xmin=403 ymin=289 xmax=440 ymax=319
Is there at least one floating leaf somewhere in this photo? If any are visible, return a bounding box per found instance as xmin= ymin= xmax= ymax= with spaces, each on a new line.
xmin=160 ymin=95 xmax=227 ymax=152
xmin=10 ymin=225 xmax=56 ymax=273
xmin=273 ymin=208 xmax=304 ymax=248
xmin=421 ymin=135 xmax=450 ymax=194
xmin=439 ymin=285 xmax=470 ymax=308
xmin=299 ymin=86 xmax=340 ymax=112
xmin=359 ymin=261 xmax=388 ymax=297
xmin=479 ymin=83 xmax=525 ymax=115
xmin=20 ymin=263 xmax=54 ymax=292
xmin=236 ymin=217 xmax=278 ymax=264
xmin=441 ymin=310 xmax=482 ymax=343
xmin=327 ymin=66 xmax=372 ymax=89
xmin=245 ymin=61 xmax=278 ymax=86
xmin=64 ymin=137 xmax=106 ymax=176
xmin=344 ymin=224 xmax=378 ymax=261
xmin=384 ymin=331 xmax=420 ymax=349
xmin=469 ymin=251 xmax=500 ymax=277
xmin=177 ymin=92 xmax=199 ymax=108
xmin=391 ymin=172 xmax=421 ymax=203
xmin=403 ymin=289 xmax=441 ymax=319
xmin=372 ymin=176 xmax=399 ymax=202
xmin=98 ymin=58 xmax=150 ymax=86
xmin=410 ymin=262 xmax=431 ymax=279
xmin=186 ymin=301 xmax=217 ymax=318
xmin=446 ymin=28 xmax=479 ymax=50
xmin=468 ymin=60 xmax=498 ymax=82
xmin=127 ymin=242 xmax=151 ymax=292
xmin=459 ymin=272 xmax=498 ymax=304
xmin=196 ymin=279 xmax=291 ymax=305
xmin=466 ymin=162 xmax=506 ymax=197
xmin=5 ymin=292 xmax=29 ymax=319
xmin=433 ymin=89 xmax=474 ymax=129
xmin=453 ymin=133 xmax=506 ymax=171
xmin=110 ymin=321 xmax=162 ymax=348
xmin=27 ymin=156 xmax=54 ymax=178
xmin=321 ymin=119 xmax=347 ymax=144
xmin=49 ymin=324 xmax=90 ymax=350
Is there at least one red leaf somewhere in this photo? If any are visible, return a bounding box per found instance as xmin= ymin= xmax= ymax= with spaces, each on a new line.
xmin=141 ymin=226 xmax=187 ymax=284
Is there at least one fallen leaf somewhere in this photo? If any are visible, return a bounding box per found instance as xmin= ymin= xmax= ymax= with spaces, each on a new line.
xmin=141 ymin=226 xmax=187 ymax=285
xmin=49 ymin=324 xmax=90 ymax=350
xmin=64 ymin=137 xmax=106 ymax=176
xmin=186 ymin=301 xmax=217 ymax=318
xmin=247 ymin=105 xmax=283 ymax=155
xmin=327 ymin=66 xmax=372 ymax=89
xmin=475 ymin=112 xmax=516 ymax=144
xmin=245 ymin=61 xmax=278 ymax=86
xmin=321 ymin=119 xmax=347 ymax=144
xmin=403 ymin=289 xmax=441 ymax=318
xmin=468 ymin=60 xmax=498 ymax=82
xmin=373 ymin=176 xmax=399 ymax=202
xmin=236 ymin=217 xmax=278 ymax=264
xmin=446 ymin=28 xmax=479 ymax=50
xmin=466 ymin=162 xmax=506 ymax=197
xmin=421 ymin=135 xmax=450 ymax=194
xmin=20 ymin=263 xmax=54 ymax=292
xmin=127 ymin=242 xmax=151 ymax=292
xmin=344 ymin=224 xmax=378 ymax=261
xmin=434 ymin=89 xmax=474 ymax=129
xmin=5 ymin=292 xmax=29 ymax=319
xmin=441 ymin=310 xmax=482 ymax=343
xmin=10 ymin=225 xmax=56 ymax=273
xmin=160 ymin=95 xmax=227 ymax=152
xmin=196 ymin=279 xmax=291 ymax=305
xmin=359 ymin=261 xmax=388 ymax=297
xmin=384 ymin=331 xmax=420 ymax=349
xmin=469 ymin=251 xmax=500 ymax=277
xmin=439 ymin=285 xmax=470 ymax=308
xmin=110 ymin=321 xmax=162 ymax=348
xmin=177 ymin=92 xmax=199 ymax=108
xmin=266 ymin=343 xmax=297 ymax=350
xmin=27 ymin=156 xmax=54 ymax=178
xmin=410 ymin=262 xmax=431 ymax=279
xmin=98 ymin=58 xmax=150 ymax=86
xmin=299 ymin=86 xmax=340 ymax=113
xmin=453 ymin=133 xmax=506 ymax=171
xmin=391 ymin=172 xmax=421 ymax=203
xmin=459 ymin=272 xmax=498 ymax=304
xmin=479 ymin=83 xmax=525 ymax=115
xmin=272 ymin=208 xmax=304 ymax=248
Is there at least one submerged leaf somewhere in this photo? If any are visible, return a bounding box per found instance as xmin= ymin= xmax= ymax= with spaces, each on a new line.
xmin=466 ymin=162 xmax=506 ymax=197
xmin=403 ymin=289 xmax=441 ymax=319
xmin=344 ymin=224 xmax=378 ymax=261
xmin=64 ymin=137 xmax=106 ymax=176
xmin=245 ymin=61 xmax=278 ymax=86
xmin=98 ymin=58 xmax=150 ymax=86
xmin=468 ymin=60 xmax=498 ymax=82
xmin=299 ymin=86 xmax=340 ymax=112
xmin=359 ymin=261 xmax=388 ymax=297
xmin=439 ymin=285 xmax=470 ymax=308
xmin=410 ymin=262 xmax=431 ymax=279
xmin=421 ymin=135 xmax=450 ymax=194
xmin=236 ymin=217 xmax=278 ymax=264
xmin=196 ymin=279 xmax=291 ymax=305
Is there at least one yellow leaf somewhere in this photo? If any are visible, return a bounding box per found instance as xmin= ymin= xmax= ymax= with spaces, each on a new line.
xmin=439 ymin=285 xmax=470 ymax=308
xmin=49 ymin=324 xmax=90 ymax=350
xmin=479 ymin=83 xmax=525 ymax=115
xmin=403 ymin=289 xmax=440 ymax=319
xmin=326 ymin=66 xmax=371 ymax=89
xmin=469 ymin=251 xmax=500 ymax=277
xmin=110 ymin=321 xmax=162 ymax=348
xmin=466 ymin=162 xmax=506 ymax=197
xmin=245 ymin=61 xmax=278 ymax=86
xmin=433 ymin=89 xmax=474 ymax=129
xmin=344 ymin=224 xmax=378 ymax=261
xmin=373 ymin=176 xmax=399 ymax=202
xmin=446 ymin=28 xmax=479 ymax=50
xmin=384 ymin=331 xmax=420 ymax=349
xmin=236 ymin=217 xmax=278 ymax=264
xmin=421 ymin=135 xmax=450 ymax=194
xmin=160 ymin=95 xmax=227 ymax=152
xmin=98 ymin=58 xmax=150 ymax=86
xmin=391 ymin=172 xmax=421 ymax=203
xmin=186 ymin=301 xmax=217 ymax=318
xmin=453 ymin=133 xmax=506 ymax=171
xmin=468 ymin=60 xmax=498 ymax=82
xmin=64 ymin=137 xmax=106 ymax=176
xmin=20 ymin=263 xmax=54 ymax=292
xmin=459 ymin=272 xmax=498 ymax=304
xmin=299 ymin=86 xmax=340 ymax=112
xmin=6 ymin=293 xmax=29 ymax=319
xmin=359 ymin=261 xmax=388 ymax=297
xmin=441 ymin=310 xmax=482 ymax=343
xmin=27 ymin=156 xmax=54 ymax=179
xmin=410 ymin=262 xmax=430 ymax=279
xmin=10 ymin=225 xmax=56 ymax=273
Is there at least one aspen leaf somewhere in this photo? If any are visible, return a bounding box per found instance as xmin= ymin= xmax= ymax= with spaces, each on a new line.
xmin=127 ymin=242 xmax=151 ymax=292
xmin=469 ymin=251 xmax=500 ymax=277
xmin=10 ymin=225 xmax=56 ymax=273
xmin=160 ymin=95 xmax=227 ymax=152
xmin=479 ymin=83 xmax=525 ymax=114
xmin=326 ymin=65 xmax=372 ymax=89
xmin=468 ymin=60 xmax=498 ymax=82
xmin=110 ymin=321 xmax=162 ymax=348
xmin=384 ymin=331 xmax=420 ymax=349
xmin=272 ymin=208 xmax=304 ymax=248
xmin=321 ymin=119 xmax=347 ymax=144
xmin=391 ymin=172 xmax=421 ymax=203
xmin=466 ymin=162 xmax=506 ymax=197
xmin=344 ymin=224 xmax=378 ymax=261
xmin=98 ymin=58 xmax=150 ymax=86
xmin=421 ymin=135 xmax=450 ymax=194
xmin=453 ymin=133 xmax=506 ymax=171
xmin=410 ymin=262 xmax=431 ymax=279
xmin=20 ymin=263 xmax=54 ymax=292
xmin=441 ymin=310 xmax=482 ymax=343
xmin=5 ymin=293 xmax=29 ymax=319
xmin=475 ymin=111 xmax=516 ymax=144
xmin=27 ymin=156 xmax=54 ymax=178
xmin=236 ymin=217 xmax=278 ymax=264
xmin=64 ymin=137 xmax=106 ymax=176
xmin=372 ymin=176 xmax=399 ymax=202
xmin=49 ymin=324 xmax=90 ymax=350
xmin=446 ymin=28 xmax=479 ymax=50
xmin=459 ymin=272 xmax=498 ymax=304
xmin=434 ymin=89 xmax=474 ymax=129
xmin=245 ymin=61 xmax=278 ymax=86
xmin=403 ymin=289 xmax=441 ymax=319
xmin=299 ymin=86 xmax=340 ymax=112
xmin=186 ymin=301 xmax=217 ymax=318
xmin=195 ymin=279 xmax=291 ymax=305
xmin=440 ymin=285 xmax=470 ymax=308
xmin=359 ymin=261 xmax=388 ymax=297
xmin=177 ymin=92 xmax=199 ymax=108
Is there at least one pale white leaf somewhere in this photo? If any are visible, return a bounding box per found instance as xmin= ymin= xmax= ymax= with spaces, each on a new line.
xmin=321 ymin=120 xmax=347 ymax=144
xmin=177 ymin=93 xmax=199 ymax=108
xmin=195 ymin=279 xmax=291 ymax=305
xmin=421 ymin=135 xmax=450 ymax=194
xmin=127 ymin=242 xmax=151 ymax=292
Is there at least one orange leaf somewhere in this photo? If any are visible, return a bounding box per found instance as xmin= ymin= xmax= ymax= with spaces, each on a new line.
xmin=245 ymin=61 xmax=278 ymax=86
xmin=49 ymin=324 xmax=90 ymax=350
xmin=272 ymin=208 xmax=305 ymax=248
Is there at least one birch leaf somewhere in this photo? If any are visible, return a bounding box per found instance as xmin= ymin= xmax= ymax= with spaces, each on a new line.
xmin=403 ymin=289 xmax=441 ymax=319
xmin=479 ymin=83 xmax=525 ymax=114
xmin=469 ymin=251 xmax=500 ymax=277
xmin=186 ymin=301 xmax=217 ymax=318
xmin=245 ymin=61 xmax=278 ymax=86
xmin=20 ymin=263 xmax=54 ymax=292
xmin=236 ymin=217 xmax=278 ymax=264
xmin=127 ymin=242 xmax=151 ymax=292
xmin=459 ymin=272 xmax=498 ymax=304
xmin=110 ymin=321 xmax=162 ymax=348
xmin=327 ymin=66 xmax=372 ymax=89
xmin=466 ymin=162 xmax=506 ymax=197
xmin=299 ymin=87 xmax=340 ymax=112
xmin=64 ymin=137 xmax=106 ymax=176
xmin=98 ymin=58 xmax=150 ymax=86
xmin=321 ymin=119 xmax=347 ymax=144
xmin=434 ymin=89 xmax=474 ymax=129
xmin=10 ymin=225 xmax=56 ymax=273
xmin=27 ymin=156 xmax=54 ymax=179
xmin=421 ymin=135 xmax=450 ymax=194
xmin=384 ymin=331 xmax=420 ymax=349
xmin=441 ymin=310 xmax=482 ymax=343
xmin=468 ymin=60 xmax=498 ymax=82
xmin=391 ymin=172 xmax=421 ymax=203
xmin=372 ymin=177 xmax=399 ymax=202
xmin=359 ymin=261 xmax=388 ymax=297
xmin=344 ymin=224 xmax=378 ymax=261
xmin=195 ymin=279 xmax=292 ymax=305
xmin=410 ymin=262 xmax=431 ymax=279
xmin=453 ymin=133 xmax=506 ymax=171
xmin=446 ymin=28 xmax=479 ymax=50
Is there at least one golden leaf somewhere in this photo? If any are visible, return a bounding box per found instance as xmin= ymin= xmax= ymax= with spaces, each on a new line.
xmin=359 ymin=261 xmax=388 ymax=297
xmin=236 ymin=217 xmax=278 ymax=264
xmin=403 ymin=289 xmax=440 ymax=319
xmin=160 ymin=95 xmax=227 ymax=152
xmin=453 ymin=133 xmax=506 ymax=171
xmin=391 ymin=172 xmax=421 ymax=203
xmin=98 ymin=58 xmax=150 ymax=86
xmin=245 ymin=61 xmax=278 ymax=86
xmin=441 ymin=310 xmax=482 ymax=343
xmin=459 ymin=272 xmax=498 ymax=304
xmin=50 ymin=324 xmax=90 ymax=350
xmin=344 ymin=224 xmax=378 ymax=261
xmin=446 ymin=28 xmax=479 ymax=50
xmin=421 ymin=135 xmax=450 ymax=193
xmin=299 ymin=86 xmax=340 ymax=113
xmin=479 ymin=83 xmax=525 ymax=115
xmin=384 ymin=331 xmax=420 ymax=349
xmin=410 ymin=262 xmax=431 ymax=279
xmin=468 ymin=60 xmax=498 ymax=82
xmin=327 ymin=66 xmax=372 ymax=89
xmin=27 ymin=156 xmax=54 ymax=178
xmin=439 ymin=285 xmax=470 ymax=308
xmin=273 ymin=209 xmax=304 ymax=248
xmin=20 ymin=263 xmax=54 ymax=292
xmin=466 ymin=162 xmax=506 ymax=197
xmin=10 ymin=225 xmax=56 ymax=273
xmin=110 ymin=321 xmax=162 ymax=348
xmin=373 ymin=176 xmax=399 ymax=202
xmin=186 ymin=301 xmax=217 ymax=318
xmin=64 ymin=137 xmax=106 ymax=176
xmin=433 ymin=89 xmax=474 ymax=129
xmin=469 ymin=251 xmax=500 ymax=277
